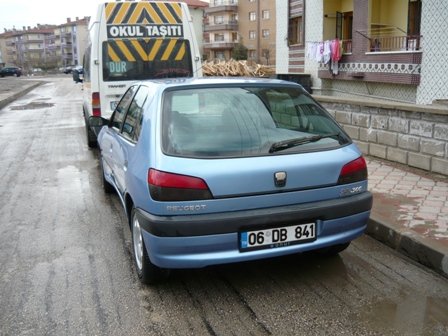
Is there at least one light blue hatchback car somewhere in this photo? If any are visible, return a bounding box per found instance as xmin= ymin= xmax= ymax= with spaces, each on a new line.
xmin=90 ymin=77 xmax=372 ymax=284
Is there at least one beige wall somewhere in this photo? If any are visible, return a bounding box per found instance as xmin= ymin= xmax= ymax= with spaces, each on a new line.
xmin=323 ymin=0 xmax=354 ymax=41
xmin=239 ymin=0 xmax=276 ymax=64
xmin=370 ymin=0 xmax=408 ymax=35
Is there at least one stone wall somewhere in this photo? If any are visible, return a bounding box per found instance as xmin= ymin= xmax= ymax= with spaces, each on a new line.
xmin=314 ymin=96 xmax=448 ymax=176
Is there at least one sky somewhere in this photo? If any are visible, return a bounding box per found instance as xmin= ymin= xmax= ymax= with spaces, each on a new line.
xmin=0 ymin=0 xmax=106 ymax=32
xmin=0 ymin=0 xmax=209 ymax=33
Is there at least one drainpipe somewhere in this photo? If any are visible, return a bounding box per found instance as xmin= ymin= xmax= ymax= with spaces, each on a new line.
xmin=257 ymin=0 xmax=260 ymax=64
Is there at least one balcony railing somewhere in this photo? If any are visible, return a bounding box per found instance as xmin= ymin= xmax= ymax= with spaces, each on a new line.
xmin=369 ymin=35 xmax=422 ymax=52
xmin=21 ymin=40 xmax=44 ymax=44
xmin=24 ymin=47 xmax=44 ymax=52
xmin=204 ymin=40 xmax=239 ymax=50
xmin=205 ymin=1 xmax=238 ymax=14
xmin=210 ymin=0 xmax=238 ymax=6
xmin=205 ymin=20 xmax=238 ymax=32
xmin=342 ymin=40 xmax=352 ymax=54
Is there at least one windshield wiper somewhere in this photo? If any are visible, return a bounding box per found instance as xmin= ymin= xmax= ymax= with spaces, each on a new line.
xmin=269 ymin=132 xmax=341 ymax=153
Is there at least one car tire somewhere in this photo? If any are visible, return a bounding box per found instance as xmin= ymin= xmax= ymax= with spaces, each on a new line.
xmin=317 ymin=242 xmax=351 ymax=256
xmin=100 ymin=155 xmax=115 ymax=194
xmin=86 ymin=123 xmax=97 ymax=148
xmin=13 ymin=73 xmax=17 ymax=77
xmin=131 ymin=206 xmax=169 ymax=285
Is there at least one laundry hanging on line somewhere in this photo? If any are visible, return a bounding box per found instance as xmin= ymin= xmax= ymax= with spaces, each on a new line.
xmin=307 ymin=39 xmax=343 ymax=75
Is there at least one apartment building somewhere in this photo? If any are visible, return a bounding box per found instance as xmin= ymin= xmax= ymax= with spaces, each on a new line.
xmin=0 ymin=17 xmax=88 ymax=71
xmin=276 ymin=0 xmax=448 ymax=105
xmin=1 ymin=25 xmax=56 ymax=72
xmin=48 ymin=18 xmax=88 ymax=68
xmin=204 ymin=0 xmax=276 ymax=65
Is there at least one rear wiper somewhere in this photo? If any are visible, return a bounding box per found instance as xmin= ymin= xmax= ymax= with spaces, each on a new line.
xmin=269 ymin=132 xmax=341 ymax=153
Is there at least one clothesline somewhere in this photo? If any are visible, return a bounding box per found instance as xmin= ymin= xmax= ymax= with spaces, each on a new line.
xmin=307 ymin=39 xmax=343 ymax=75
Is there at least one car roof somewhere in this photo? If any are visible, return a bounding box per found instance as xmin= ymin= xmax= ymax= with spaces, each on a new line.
xmin=136 ymin=77 xmax=304 ymax=90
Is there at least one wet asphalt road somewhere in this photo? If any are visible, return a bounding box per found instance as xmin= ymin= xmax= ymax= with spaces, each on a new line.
xmin=1 ymin=77 xmax=448 ymax=335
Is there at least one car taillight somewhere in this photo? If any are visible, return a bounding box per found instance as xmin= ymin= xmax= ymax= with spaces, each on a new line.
xmin=337 ymin=156 xmax=368 ymax=185
xmin=148 ymin=169 xmax=213 ymax=201
xmin=92 ymin=92 xmax=101 ymax=116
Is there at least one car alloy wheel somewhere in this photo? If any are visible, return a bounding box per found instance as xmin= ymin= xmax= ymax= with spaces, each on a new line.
xmin=131 ymin=206 xmax=168 ymax=284
xmin=132 ymin=212 xmax=144 ymax=271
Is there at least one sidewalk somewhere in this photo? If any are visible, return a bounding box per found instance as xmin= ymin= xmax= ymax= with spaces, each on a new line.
xmin=1 ymin=77 xmax=448 ymax=279
xmin=0 ymin=77 xmax=44 ymax=109
xmin=366 ymin=158 xmax=448 ymax=278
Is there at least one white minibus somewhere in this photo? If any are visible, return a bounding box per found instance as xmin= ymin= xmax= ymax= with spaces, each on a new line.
xmin=82 ymin=1 xmax=202 ymax=147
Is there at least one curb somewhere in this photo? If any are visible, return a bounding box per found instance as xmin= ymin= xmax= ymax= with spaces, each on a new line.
xmin=366 ymin=213 xmax=448 ymax=279
xmin=0 ymin=81 xmax=44 ymax=110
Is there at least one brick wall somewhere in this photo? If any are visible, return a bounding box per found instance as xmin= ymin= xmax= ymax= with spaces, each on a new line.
xmin=314 ymin=96 xmax=448 ymax=176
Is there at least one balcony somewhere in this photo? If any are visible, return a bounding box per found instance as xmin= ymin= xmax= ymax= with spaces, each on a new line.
xmin=6 ymin=41 xmax=15 ymax=46
xmin=205 ymin=20 xmax=238 ymax=32
xmin=61 ymin=42 xmax=73 ymax=49
xmin=24 ymin=47 xmax=44 ymax=52
xmin=22 ymin=39 xmax=44 ymax=44
xmin=368 ymin=35 xmax=422 ymax=52
xmin=204 ymin=40 xmax=238 ymax=50
xmin=205 ymin=1 xmax=238 ymax=14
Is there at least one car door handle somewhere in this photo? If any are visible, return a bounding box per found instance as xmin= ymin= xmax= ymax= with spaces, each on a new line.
xmin=123 ymin=160 xmax=128 ymax=171
xmin=109 ymin=144 xmax=113 ymax=153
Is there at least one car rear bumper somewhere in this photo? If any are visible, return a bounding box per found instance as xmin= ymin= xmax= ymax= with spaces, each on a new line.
xmin=142 ymin=211 xmax=370 ymax=269
xmin=137 ymin=192 xmax=372 ymax=268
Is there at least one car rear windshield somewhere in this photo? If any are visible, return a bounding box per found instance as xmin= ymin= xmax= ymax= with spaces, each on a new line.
xmin=162 ymin=86 xmax=350 ymax=158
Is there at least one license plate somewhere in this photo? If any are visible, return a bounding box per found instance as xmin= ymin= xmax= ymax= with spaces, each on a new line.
xmin=110 ymin=101 xmax=119 ymax=110
xmin=239 ymin=223 xmax=316 ymax=252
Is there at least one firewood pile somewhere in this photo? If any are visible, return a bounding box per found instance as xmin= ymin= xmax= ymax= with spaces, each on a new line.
xmin=202 ymin=59 xmax=276 ymax=77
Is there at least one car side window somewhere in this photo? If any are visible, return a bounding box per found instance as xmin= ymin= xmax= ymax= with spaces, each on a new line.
xmin=112 ymin=85 xmax=138 ymax=132
xmin=122 ymin=86 xmax=149 ymax=142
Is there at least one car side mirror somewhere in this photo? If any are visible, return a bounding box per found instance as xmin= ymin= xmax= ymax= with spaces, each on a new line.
xmin=89 ymin=116 xmax=107 ymax=127
xmin=73 ymin=71 xmax=83 ymax=83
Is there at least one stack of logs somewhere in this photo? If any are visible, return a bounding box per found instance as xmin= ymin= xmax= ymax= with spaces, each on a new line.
xmin=202 ymin=59 xmax=276 ymax=77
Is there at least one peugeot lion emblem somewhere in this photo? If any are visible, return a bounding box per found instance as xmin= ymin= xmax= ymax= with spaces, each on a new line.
xmin=274 ymin=172 xmax=287 ymax=187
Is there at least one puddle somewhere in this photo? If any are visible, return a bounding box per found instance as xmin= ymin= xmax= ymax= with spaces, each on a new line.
xmin=360 ymin=296 xmax=448 ymax=334
xmin=11 ymin=103 xmax=54 ymax=110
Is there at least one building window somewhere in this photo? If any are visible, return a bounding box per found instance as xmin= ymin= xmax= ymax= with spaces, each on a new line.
xmin=249 ymin=31 xmax=256 ymax=40
xmin=249 ymin=50 xmax=256 ymax=58
xmin=214 ymin=34 xmax=224 ymax=42
xmin=288 ymin=16 xmax=302 ymax=45
xmin=215 ymin=16 xmax=223 ymax=24
xmin=249 ymin=0 xmax=256 ymax=2
xmin=216 ymin=51 xmax=224 ymax=59
xmin=262 ymin=10 xmax=269 ymax=20
xmin=249 ymin=12 xmax=256 ymax=21
xmin=262 ymin=29 xmax=270 ymax=39
xmin=214 ymin=0 xmax=223 ymax=5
